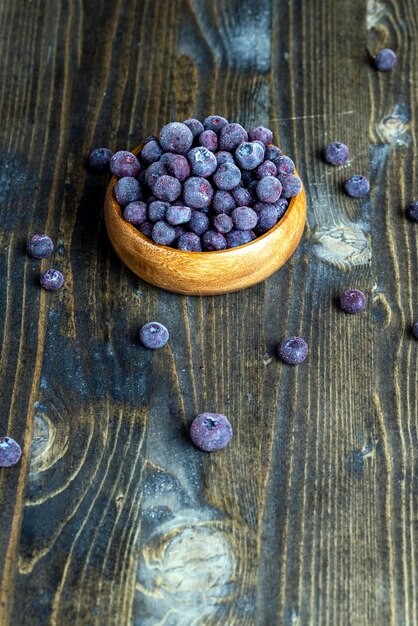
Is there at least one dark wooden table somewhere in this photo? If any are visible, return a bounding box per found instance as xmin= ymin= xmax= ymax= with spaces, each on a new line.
xmin=0 ymin=0 xmax=417 ymax=624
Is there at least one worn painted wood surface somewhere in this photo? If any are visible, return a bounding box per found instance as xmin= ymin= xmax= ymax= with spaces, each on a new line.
xmin=0 ymin=0 xmax=417 ymax=624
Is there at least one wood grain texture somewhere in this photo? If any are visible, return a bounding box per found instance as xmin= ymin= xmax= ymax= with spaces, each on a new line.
xmin=0 ymin=0 xmax=417 ymax=625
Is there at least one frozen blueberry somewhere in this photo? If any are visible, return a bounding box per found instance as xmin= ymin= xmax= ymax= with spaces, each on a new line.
xmin=279 ymin=174 xmax=303 ymax=198
xmin=177 ymin=232 xmax=202 ymax=252
xmin=187 ymin=147 xmax=217 ymax=177
xmin=257 ymin=205 xmax=279 ymax=232
xmin=213 ymin=162 xmax=241 ymax=191
xmin=231 ymin=186 xmax=251 ymax=207
xmin=339 ymin=289 xmax=367 ymax=314
xmin=144 ymin=135 xmax=159 ymax=144
xmin=148 ymin=201 xmax=169 ymax=222
xmin=203 ymin=115 xmax=229 ymax=134
xmin=141 ymin=140 xmax=163 ymax=165
xmin=27 ymin=234 xmax=54 ymax=259
xmin=110 ymin=151 xmax=141 ymax=177
xmin=163 ymin=154 xmax=190 ymax=182
xmin=159 ymin=122 xmax=193 ymax=154
xmin=265 ymin=145 xmax=282 ymax=163
xmin=278 ymin=337 xmax=308 ymax=365
xmin=152 ymin=175 xmax=182 ymax=202
xmin=144 ymin=161 xmax=167 ymax=188
xmin=183 ymin=118 xmax=205 ymax=139
xmin=275 ymin=155 xmax=295 ymax=175
xmin=139 ymin=321 xmax=169 ymax=349
xmin=151 ymin=221 xmax=176 ymax=245
xmin=214 ymin=213 xmax=233 ymax=234
xmin=256 ymin=177 xmax=282 ymax=203
xmin=235 ymin=141 xmax=265 ymax=170
xmin=183 ymin=177 xmax=213 ymax=209
xmin=190 ymin=412 xmax=233 ymax=452
xmin=248 ymin=126 xmax=273 ymax=145
xmin=89 ymin=147 xmax=113 ymax=171
xmin=344 ymin=175 xmax=370 ymax=198
xmin=231 ymin=207 xmax=258 ymax=230
xmin=375 ymin=48 xmax=397 ymax=71
xmin=199 ymin=130 xmax=218 ymax=152
xmin=202 ymin=230 xmax=227 ymax=251
xmin=0 ymin=436 xmax=22 ymax=467
xmin=123 ymin=201 xmax=148 ymax=225
xmin=166 ymin=205 xmax=192 ymax=225
xmin=40 ymin=269 xmax=64 ymax=291
xmin=413 ymin=321 xmax=418 ymax=339
xmin=139 ymin=221 xmax=153 ymax=238
xmin=189 ymin=210 xmax=210 ymax=235
xmin=256 ymin=160 xmax=277 ymax=179
xmin=406 ymin=201 xmax=418 ymax=222
xmin=174 ymin=225 xmax=187 ymax=240
xmin=324 ymin=141 xmax=349 ymax=166
xmin=216 ymin=151 xmax=235 ymax=166
xmin=114 ymin=177 xmax=142 ymax=206
xmin=219 ymin=123 xmax=248 ymax=151
xmin=213 ymin=190 xmax=235 ymax=214
xmin=225 ymin=229 xmax=255 ymax=248
xmin=276 ymin=197 xmax=289 ymax=219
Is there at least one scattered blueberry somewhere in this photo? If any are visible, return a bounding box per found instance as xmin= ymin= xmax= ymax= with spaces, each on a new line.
xmin=278 ymin=337 xmax=308 ymax=365
xmin=27 ymin=235 xmax=54 ymax=259
xmin=199 ymin=130 xmax=218 ymax=152
xmin=214 ymin=213 xmax=233 ymax=234
xmin=375 ymin=48 xmax=397 ymax=71
xmin=141 ymin=140 xmax=163 ymax=164
xmin=225 ymin=229 xmax=256 ymax=248
xmin=248 ymin=126 xmax=273 ymax=145
xmin=256 ymin=177 xmax=282 ymax=203
xmin=406 ymin=201 xmax=418 ymax=222
xmin=159 ymin=122 xmax=193 ymax=154
xmin=0 ymin=436 xmax=22 ymax=467
xmin=231 ymin=207 xmax=258 ymax=230
xmin=279 ymin=174 xmax=303 ymax=198
xmin=235 ymin=142 xmax=265 ymax=170
xmin=148 ymin=200 xmax=169 ymax=222
xmin=339 ymin=289 xmax=367 ymax=314
xmin=89 ymin=147 xmax=113 ymax=171
xmin=216 ymin=151 xmax=235 ymax=166
xmin=166 ymin=205 xmax=192 ymax=225
xmin=324 ymin=142 xmax=349 ymax=166
xmin=275 ymin=155 xmax=295 ymax=175
xmin=219 ymin=123 xmax=248 ymax=151
xmin=183 ymin=118 xmax=205 ymax=139
xmin=203 ymin=115 xmax=229 ymax=134
xmin=40 ymin=269 xmax=64 ymax=291
xmin=123 ymin=201 xmax=148 ymax=225
xmin=190 ymin=412 xmax=233 ymax=452
xmin=213 ymin=162 xmax=241 ymax=191
xmin=151 ymin=221 xmax=177 ymax=245
xmin=213 ymin=190 xmax=236 ymax=214
xmin=256 ymin=160 xmax=277 ymax=179
xmin=183 ymin=177 xmax=213 ymax=209
xmin=114 ymin=176 xmax=142 ymax=206
xmin=202 ymin=230 xmax=227 ymax=251
xmin=163 ymin=154 xmax=190 ymax=182
xmin=139 ymin=321 xmax=169 ymax=349
xmin=344 ymin=175 xmax=370 ymax=198
xmin=187 ymin=147 xmax=217 ymax=177
xmin=188 ymin=210 xmax=210 ymax=235
xmin=152 ymin=175 xmax=182 ymax=202
xmin=110 ymin=151 xmax=141 ymax=177
xmin=413 ymin=321 xmax=418 ymax=339
xmin=177 ymin=232 xmax=202 ymax=252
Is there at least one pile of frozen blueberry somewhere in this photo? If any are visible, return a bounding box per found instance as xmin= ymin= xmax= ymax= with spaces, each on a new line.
xmin=91 ymin=116 xmax=302 ymax=251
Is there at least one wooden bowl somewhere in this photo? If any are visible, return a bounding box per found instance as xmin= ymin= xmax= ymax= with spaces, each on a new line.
xmin=104 ymin=146 xmax=306 ymax=295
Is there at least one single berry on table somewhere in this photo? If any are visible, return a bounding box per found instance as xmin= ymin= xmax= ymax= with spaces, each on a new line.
xmin=213 ymin=162 xmax=242 ymax=191
xmin=231 ymin=207 xmax=258 ymax=230
xmin=187 ymin=147 xmax=217 ymax=177
xmin=231 ymin=186 xmax=251 ymax=207
xmin=219 ymin=123 xmax=248 ymax=151
xmin=27 ymin=234 xmax=54 ymax=259
xmin=344 ymin=175 xmax=370 ymax=198
xmin=247 ymin=126 xmax=273 ymax=145
xmin=199 ymin=130 xmax=218 ymax=152
xmin=139 ymin=322 xmax=169 ymax=349
xmin=141 ymin=140 xmax=163 ymax=164
xmin=115 ymin=177 xmax=142 ymax=206
xmin=183 ymin=177 xmax=213 ymax=209
xmin=152 ymin=175 xmax=182 ymax=202
xmin=256 ymin=176 xmax=282 ymax=203
xmin=163 ymin=154 xmax=190 ymax=182
xmin=148 ymin=200 xmax=169 ymax=222
xmin=216 ymin=151 xmax=235 ymax=166
xmin=159 ymin=122 xmax=193 ymax=154
xmin=123 ymin=201 xmax=148 ymax=225
xmin=151 ymin=221 xmax=177 ymax=245
xmin=324 ymin=142 xmax=349 ymax=166
xmin=202 ymin=230 xmax=227 ymax=251
xmin=190 ymin=412 xmax=233 ymax=452
xmin=339 ymin=289 xmax=367 ymax=314
xmin=226 ymin=229 xmax=255 ymax=248
xmin=275 ymin=155 xmax=295 ymax=175
xmin=166 ymin=205 xmax=192 ymax=225
xmin=278 ymin=337 xmax=308 ymax=365
xmin=0 ymin=436 xmax=22 ymax=467
xmin=413 ymin=322 xmax=418 ymax=339
xmin=40 ymin=269 xmax=64 ymax=291
xmin=177 ymin=232 xmax=202 ymax=252
xmin=374 ymin=48 xmax=397 ymax=71
xmin=110 ymin=151 xmax=141 ymax=177
xmin=235 ymin=141 xmax=265 ymax=170
xmin=213 ymin=190 xmax=235 ymax=214
xmin=89 ymin=147 xmax=113 ymax=171
xmin=406 ymin=201 xmax=418 ymax=222
xmin=183 ymin=118 xmax=204 ymax=139
xmin=189 ymin=210 xmax=210 ymax=235
xmin=203 ymin=115 xmax=229 ymax=134
xmin=214 ymin=213 xmax=233 ymax=234
xmin=256 ymin=160 xmax=277 ymax=179
xmin=279 ymin=174 xmax=302 ymax=198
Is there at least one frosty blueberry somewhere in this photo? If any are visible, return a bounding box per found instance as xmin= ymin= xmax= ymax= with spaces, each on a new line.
xmin=139 ymin=322 xmax=169 ymax=349
xmin=339 ymin=289 xmax=367 ymax=314
xmin=344 ymin=175 xmax=370 ymax=198
xmin=27 ymin=234 xmax=54 ymax=259
xmin=190 ymin=412 xmax=233 ymax=452
xmin=324 ymin=142 xmax=349 ymax=166
xmin=40 ymin=269 xmax=64 ymax=291
xmin=278 ymin=337 xmax=308 ymax=365
xmin=110 ymin=151 xmax=141 ymax=177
